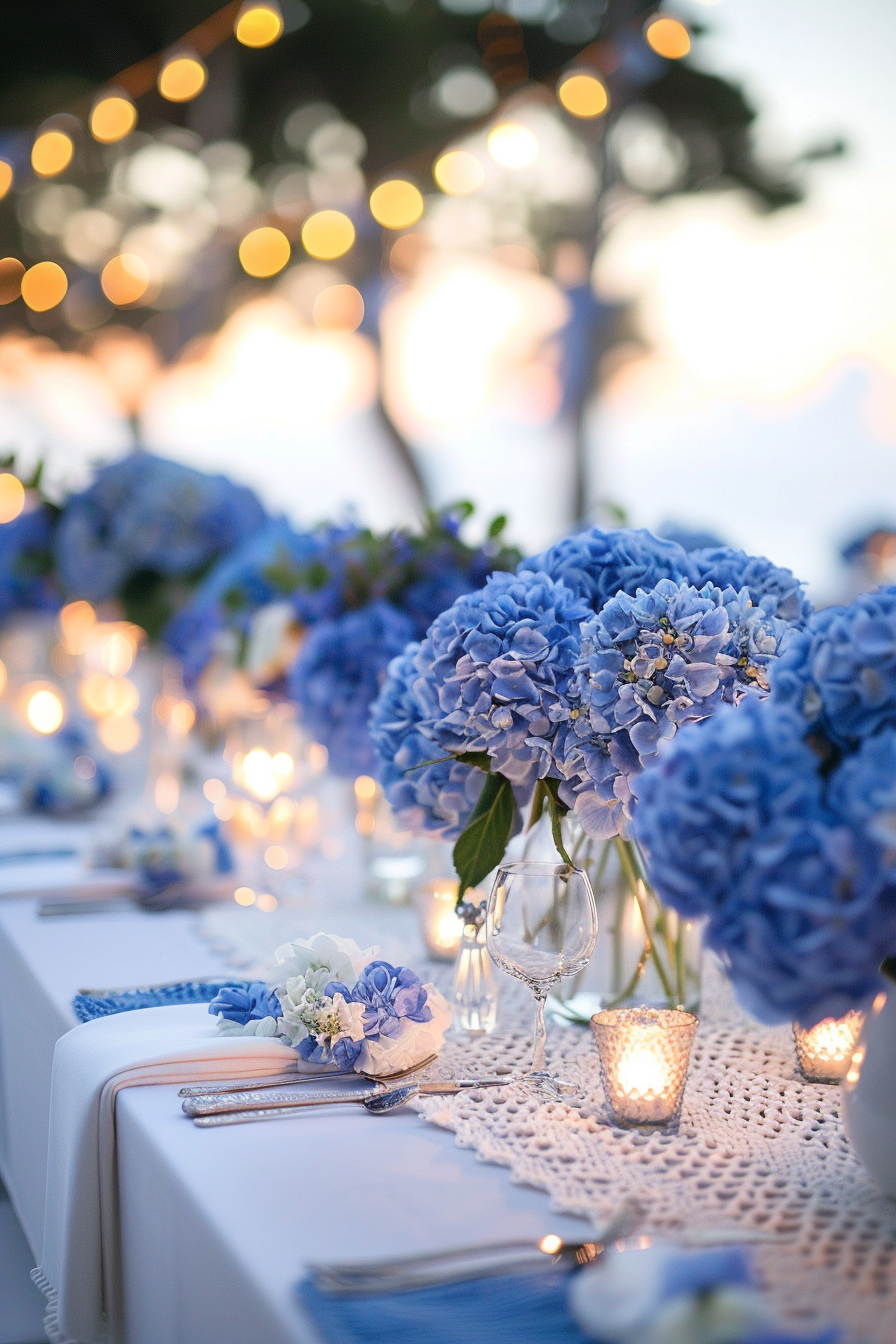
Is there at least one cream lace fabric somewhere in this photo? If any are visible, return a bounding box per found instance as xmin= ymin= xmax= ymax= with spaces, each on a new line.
xmin=198 ymin=909 xmax=896 ymax=1344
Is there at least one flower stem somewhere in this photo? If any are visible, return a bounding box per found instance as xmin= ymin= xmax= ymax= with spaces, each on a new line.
xmin=614 ymin=837 xmax=676 ymax=1008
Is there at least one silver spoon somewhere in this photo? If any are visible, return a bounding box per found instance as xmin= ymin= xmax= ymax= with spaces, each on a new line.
xmin=178 ymin=1052 xmax=442 ymax=1099
xmin=191 ymin=1079 xmax=492 ymax=1126
xmin=183 ymin=1075 xmax=510 ymax=1118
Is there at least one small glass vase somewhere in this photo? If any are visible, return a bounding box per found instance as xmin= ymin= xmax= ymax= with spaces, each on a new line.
xmin=534 ymin=816 xmax=701 ymax=1023
xmin=452 ymin=914 xmax=498 ymax=1036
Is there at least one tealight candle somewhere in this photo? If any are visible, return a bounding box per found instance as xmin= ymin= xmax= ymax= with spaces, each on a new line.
xmin=793 ymin=1011 xmax=865 ymax=1083
xmin=415 ymin=879 xmax=465 ymax=960
xmin=590 ymin=1007 xmax=698 ymax=1127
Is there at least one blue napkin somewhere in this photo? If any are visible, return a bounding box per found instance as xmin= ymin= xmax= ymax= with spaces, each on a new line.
xmin=72 ymin=980 xmax=250 ymax=1023
xmin=298 ymin=1271 xmax=592 ymax=1344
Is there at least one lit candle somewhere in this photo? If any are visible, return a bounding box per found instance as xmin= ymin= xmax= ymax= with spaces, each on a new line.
xmin=415 ymin=879 xmax=465 ymax=960
xmin=793 ymin=1011 xmax=865 ymax=1083
xmin=591 ymin=1007 xmax=698 ymax=1127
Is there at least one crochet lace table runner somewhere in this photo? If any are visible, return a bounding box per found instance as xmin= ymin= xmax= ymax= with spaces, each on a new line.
xmin=198 ymin=908 xmax=895 ymax=1344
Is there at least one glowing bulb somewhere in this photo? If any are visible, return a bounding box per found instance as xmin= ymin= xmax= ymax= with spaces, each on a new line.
xmin=158 ymin=54 xmax=208 ymax=103
xmin=0 ymin=162 xmax=12 ymax=200
xmin=235 ymin=1 xmax=283 ymax=47
xmin=433 ymin=150 xmax=484 ymax=196
xmin=234 ymin=886 xmax=256 ymax=906
xmin=0 ymin=475 xmax=25 ymax=524
xmin=369 ymin=180 xmax=425 ymax=230
xmin=21 ymin=261 xmax=67 ymax=312
xmin=31 ymin=131 xmax=74 ymax=178
xmin=25 ymin=686 xmax=65 ymax=735
xmin=90 ymin=94 xmax=137 ymax=144
xmin=101 ymin=253 xmax=150 ymax=306
xmin=0 ymin=258 xmax=24 ymax=305
xmin=97 ymin=714 xmax=142 ymax=753
xmin=486 ymin=122 xmax=538 ymax=169
xmin=301 ymin=210 xmax=355 ymax=260
xmin=238 ymin=226 xmax=291 ymax=278
xmin=645 ymin=16 xmax=691 ymax=58
xmin=538 ymin=1235 xmax=563 ymax=1255
xmin=557 ymin=72 xmax=609 ymax=119
xmin=203 ymin=778 xmax=226 ymax=803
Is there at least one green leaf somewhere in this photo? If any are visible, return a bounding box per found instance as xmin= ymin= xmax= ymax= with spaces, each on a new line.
xmin=453 ymin=751 xmax=492 ymax=771
xmin=542 ymin=777 xmax=572 ymax=865
xmin=487 ymin=513 xmax=507 ymax=538
xmin=453 ymin=772 xmax=515 ymax=899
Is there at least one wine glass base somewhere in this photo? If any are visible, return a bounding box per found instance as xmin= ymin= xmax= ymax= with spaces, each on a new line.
xmin=520 ymin=1070 xmax=580 ymax=1100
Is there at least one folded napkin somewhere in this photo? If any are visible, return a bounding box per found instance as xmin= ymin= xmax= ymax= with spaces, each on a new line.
xmin=36 ymin=1002 xmax=296 ymax=1344
xmin=72 ymin=979 xmax=248 ymax=1023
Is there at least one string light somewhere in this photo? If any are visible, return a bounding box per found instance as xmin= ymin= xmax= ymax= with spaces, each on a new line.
xmin=0 ymin=475 xmax=25 ymax=524
xmin=24 ymin=685 xmax=65 ymax=735
xmin=433 ymin=150 xmax=484 ymax=196
xmin=369 ymin=180 xmax=424 ymax=230
xmin=0 ymin=259 xmax=24 ymax=305
xmin=31 ymin=130 xmax=74 ymax=178
xmin=234 ymin=1 xmax=284 ymax=47
xmin=238 ymin=226 xmax=291 ymax=277
xmin=158 ymin=52 xmax=208 ymax=102
xmin=21 ymin=262 xmax=68 ymax=312
xmin=301 ymin=210 xmax=355 ymax=260
xmin=557 ymin=72 xmax=609 ymax=119
xmin=486 ymin=122 xmax=538 ymax=169
xmin=100 ymin=254 xmax=151 ymax=306
xmin=0 ymin=162 xmax=12 ymax=200
xmin=644 ymin=16 xmax=691 ymax=58
xmin=89 ymin=92 xmax=137 ymax=144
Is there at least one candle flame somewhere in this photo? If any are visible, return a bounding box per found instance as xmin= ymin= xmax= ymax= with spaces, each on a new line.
xmin=616 ymin=1042 xmax=670 ymax=1099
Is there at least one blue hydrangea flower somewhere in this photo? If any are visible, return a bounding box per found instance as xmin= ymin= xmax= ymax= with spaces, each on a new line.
xmin=519 ymin=526 xmax=693 ymax=613
xmin=0 ymin=505 xmax=59 ymax=620
xmin=55 ymin=450 xmax=266 ymax=601
xmin=413 ymin=570 xmax=591 ymax=790
xmin=208 ymin=982 xmax=283 ymax=1026
xmin=689 ymin=546 xmax=813 ymax=622
xmin=562 ymin=579 xmax=795 ymax=839
xmin=828 ymin=727 xmax=896 ymax=890
xmin=770 ymin=587 xmax=896 ymax=750
xmin=369 ymin=644 xmax=484 ymax=839
xmin=327 ymin=961 xmax=433 ymax=1040
xmin=289 ymin=601 xmax=415 ymax=777
xmin=633 ymin=698 xmax=896 ymax=1024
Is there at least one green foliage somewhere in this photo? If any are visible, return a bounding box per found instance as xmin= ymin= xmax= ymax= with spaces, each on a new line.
xmin=453 ymin=767 xmax=516 ymax=901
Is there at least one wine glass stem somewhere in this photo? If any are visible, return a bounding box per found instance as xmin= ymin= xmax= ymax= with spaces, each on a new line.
xmin=531 ymin=987 xmax=549 ymax=1073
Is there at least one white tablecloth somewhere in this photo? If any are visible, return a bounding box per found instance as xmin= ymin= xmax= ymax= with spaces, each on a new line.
xmin=0 ymin=898 xmax=592 ymax=1344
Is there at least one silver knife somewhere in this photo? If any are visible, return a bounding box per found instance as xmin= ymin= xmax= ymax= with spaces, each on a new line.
xmin=184 ymin=1077 xmax=510 ymax=1118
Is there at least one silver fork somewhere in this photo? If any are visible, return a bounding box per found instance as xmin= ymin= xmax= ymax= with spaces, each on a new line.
xmin=177 ymin=1052 xmax=446 ymax=1099
xmin=184 ymin=1076 xmax=510 ymax=1118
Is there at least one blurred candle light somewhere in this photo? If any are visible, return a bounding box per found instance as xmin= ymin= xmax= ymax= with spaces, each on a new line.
xmin=234 ymin=885 xmax=256 ymax=906
xmin=89 ymin=93 xmax=137 ymax=144
xmin=158 ymin=53 xmax=208 ymax=103
xmin=31 ymin=131 xmax=74 ymax=178
xmin=793 ymin=1012 xmax=865 ymax=1083
xmin=486 ymin=122 xmax=538 ymax=169
xmin=557 ymin=72 xmax=609 ymax=119
xmin=100 ymin=629 xmax=136 ymax=676
xmin=369 ymin=180 xmax=425 ymax=230
xmin=433 ymin=150 xmax=485 ymax=197
xmin=234 ymin=1 xmax=284 ymax=47
xmin=0 ymin=258 xmax=24 ymax=304
xmin=0 ymin=474 xmax=25 ymax=524
xmin=21 ymin=262 xmax=68 ymax=312
xmin=98 ymin=713 xmax=142 ymax=753
xmin=591 ymin=1008 xmax=698 ymax=1127
xmin=100 ymin=254 xmax=151 ymax=306
xmin=239 ymin=226 xmax=291 ymax=277
xmin=0 ymin=161 xmax=12 ymax=200
xmin=301 ymin=210 xmax=355 ymax=260
xmin=24 ymin=685 xmax=65 ymax=735
xmin=59 ymin=601 xmax=96 ymax=655
xmin=644 ymin=16 xmax=691 ymax=58
xmin=0 ymin=659 xmax=7 ymax=697
xmin=415 ymin=878 xmax=465 ymax=960
xmin=312 ymin=283 xmax=364 ymax=332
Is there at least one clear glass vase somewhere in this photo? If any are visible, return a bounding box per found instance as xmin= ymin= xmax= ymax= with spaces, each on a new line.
xmin=452 ymin=916 xmax=498 ymax=1036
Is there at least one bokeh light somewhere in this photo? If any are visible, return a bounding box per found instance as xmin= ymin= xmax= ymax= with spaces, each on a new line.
xmin=89 ymin=94 xmax=137 ymax=144
xmin=558 ymin=73 xmax=609 ymax=119
xmin=97 ymin=714 xmax=142 ymax=753
xmin=0 ymin=162 xmax=12 ymax=200
xmin=239 ymin=226 xmax=291 ymax=277
xmin=31 ymin=131 xmax=74 ymax=178
xmin=234 ymin=886 xmax=256 ymax=906
xmin=301 ymin=210 xmax=355 ymax=259
xmin=312 ymin=284 xmax=364 ymax=331
xmin=0 ymin=259 xmax=24 ymax=305
xmin=433 ymin=150 xmax=484 ymax=196
xmin=369 ymin=180 xmax=424 ymax=230
xmin=0 ymin=660 xmax=7 ymax=698
xmin=100 ymin=254 xmax=150 ymax=306
xmin=59 ymin=601 xmax=96 ymax=654
xmin=21 ymin=262 xmax=68 ymax=312
xmin=158 ymin=53 xmax=208 ymax=102
xmin=487 ymin=122 xmax=539 ymax=169
xmin=24 ymin=685 xmax=65 ymax=735
xmin=235 ymin=2 xmax=284 ymax=47
xmin=0 ymin=474 xmax=25 ymax=524
xmin=203 ymin=778 xmax=226 ymax=803
xmin=645 ymin=16 xmax=691 ymax=59
xmin=264 ymin=844 xmax=288 ymax=869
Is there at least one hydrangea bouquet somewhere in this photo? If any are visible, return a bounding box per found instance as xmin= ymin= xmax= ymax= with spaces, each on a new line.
xmin=370 ymin=526 xmax=811 ymax=1012
xmin=209 ymin=932 xmax=452 ymax=1076
xmin=634 ymin=586 xmax=896 ymax=1026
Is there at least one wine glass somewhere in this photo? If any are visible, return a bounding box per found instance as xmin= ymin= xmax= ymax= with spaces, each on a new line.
xmin=486 ymin=860 xmax=597 ymax=1096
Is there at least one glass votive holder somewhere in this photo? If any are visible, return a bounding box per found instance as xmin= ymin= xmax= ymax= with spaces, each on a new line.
xmin=590 ymin=1007 xmax=698 ymax=1127
xmin=793 ymin=1011 xmax=865 ymax=1083
xmin=415 ymin=878 xmax=465 ymax=960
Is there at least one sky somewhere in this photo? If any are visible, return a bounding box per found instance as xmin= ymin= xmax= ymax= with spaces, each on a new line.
xmin=595 ymin=0 xmax=896 ymax=598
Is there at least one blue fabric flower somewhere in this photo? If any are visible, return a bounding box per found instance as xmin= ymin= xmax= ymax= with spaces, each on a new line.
xmin=633 ymin=698 xmax=896 ymax=1024
xmin=771 ymin=587 xmax=896 ymax=750
xmin=412 ymin=569 xmax=592 ymax=791
xmin=328 ymin=960 xmax=433 ymax=1040
xmin=0 ymin=505 xmax=59 ymax=620
xmin=289 ymin=601 xmax=415 ymax=777
xmin=519 ymin=526 xmax=693 ymax=613
xmin=369 ymin=643 xmax=485 ymax=839
xmin=208 ymin=981 xmax=283 ymax=1025
xmin=689 ymin=546 xmax=813 ymax=622
xmin=55 ymin=450 xmax=266 ymax=601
